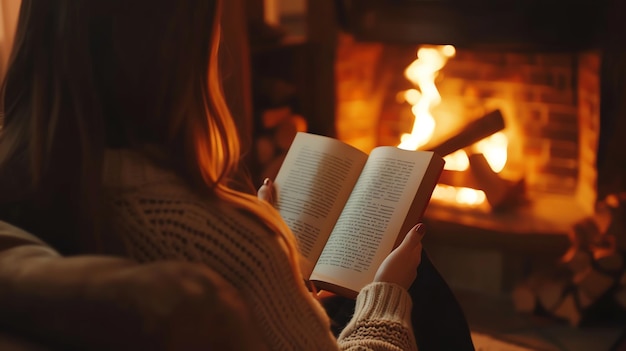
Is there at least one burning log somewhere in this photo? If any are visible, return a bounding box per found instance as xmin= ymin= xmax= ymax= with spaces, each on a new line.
xmin=420 ymin=109 xmax=526 ymax=212
xmin=437 ymin=169 xmax=480 ymax=189
xmin=425 ymin=109 xmax=505 ymax=157
xmin=467 ymin=153 xmax=508 ymax=207
xmin=468 ymin=153 xmax=525 ymax=211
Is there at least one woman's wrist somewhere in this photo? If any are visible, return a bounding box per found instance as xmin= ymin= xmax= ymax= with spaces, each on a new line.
xmin=353 ymin=282 xmax=413 ymax=323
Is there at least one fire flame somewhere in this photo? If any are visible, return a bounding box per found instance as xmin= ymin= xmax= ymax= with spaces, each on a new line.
xmin=399 ymin=45 xmax=509 ymax=208
xmin=432 ymin=185 xmax=487 ymax=206
xmin=398 ymin=45 xmax=455 ymax=151
xmin=474 ymin=132 xmax=508 ymax=173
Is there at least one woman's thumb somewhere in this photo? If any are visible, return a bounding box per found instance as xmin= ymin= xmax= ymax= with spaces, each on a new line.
xmin=399 ymin=223 xmax=426 ymax=249
xmin=257 ymin=178 xmax=274 ymax=204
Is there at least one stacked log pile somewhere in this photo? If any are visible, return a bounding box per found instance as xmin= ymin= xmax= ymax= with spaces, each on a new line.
xmin=253 ymin=105 xmax=307 ymax=183
xmin=512 ymin=193 xmax=626 ymax=326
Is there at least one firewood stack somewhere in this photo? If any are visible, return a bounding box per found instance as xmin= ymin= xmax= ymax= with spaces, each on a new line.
xmin=253 ymin=105 xmax=308 ymax=183
xmin=512 ymin=193 xmax=626 ymax=327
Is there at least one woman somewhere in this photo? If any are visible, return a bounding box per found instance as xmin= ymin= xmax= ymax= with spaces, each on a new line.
xmin=0 ymin=0 xmax=473 ymax=350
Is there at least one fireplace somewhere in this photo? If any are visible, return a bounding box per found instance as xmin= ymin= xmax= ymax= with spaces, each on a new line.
xmin=328 ymin=0 xmax=622 ymax=296
xmin=334 ymin=0 xmax=609 ymax=219
xmin=336 ymin=35 xmax=600 ymax=218
xmin=248 ymin=0 xmax=626 ymax=295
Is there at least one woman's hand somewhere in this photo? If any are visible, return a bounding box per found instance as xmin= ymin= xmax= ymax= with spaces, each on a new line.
xmin=257 ymin=178 xmax=425 ymax=290
xmin=257 ymin=178 xmax=275 ymax=205
xmin=374 ymin=223 xmax=426 ymax=290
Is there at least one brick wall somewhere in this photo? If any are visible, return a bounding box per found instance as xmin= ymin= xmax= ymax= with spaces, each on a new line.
xmin=334 ymin=34 xmax=385 ymax=152
xmin=577 ymin=52 xmax=601 ymax=213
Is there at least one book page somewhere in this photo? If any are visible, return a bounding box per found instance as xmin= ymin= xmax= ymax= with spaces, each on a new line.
xmin=310 ymin=147 xmax=441 ymax=293
xmin=274 ymin=132 xmax=368 ymax=278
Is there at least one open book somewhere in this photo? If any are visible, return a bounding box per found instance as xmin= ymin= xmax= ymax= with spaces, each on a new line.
xmin=274 ymin=132 xmax=445 ymax=298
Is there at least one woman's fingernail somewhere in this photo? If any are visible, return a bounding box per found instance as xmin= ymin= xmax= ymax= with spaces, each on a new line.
xmin=416 ymin=223 xmax=426 ymax=236
xmin=263 ymin=178 xmax=271 ymax=186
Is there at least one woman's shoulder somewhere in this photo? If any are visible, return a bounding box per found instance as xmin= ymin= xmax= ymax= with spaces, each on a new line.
xmin=102 ymin=147 xmax=277 ymax=243
xmin=104 ymin=147 xmax=223 ymax=217
xmin=103 ymin=147 xmax=187 ymax=193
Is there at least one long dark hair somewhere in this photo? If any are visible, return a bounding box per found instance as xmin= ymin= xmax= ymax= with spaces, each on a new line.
xmin=0 ymin=0 xmax=300 ymax=261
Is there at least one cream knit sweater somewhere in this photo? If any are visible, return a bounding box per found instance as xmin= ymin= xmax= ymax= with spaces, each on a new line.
xmin=103 ymin=149 xmax=417 ymax=351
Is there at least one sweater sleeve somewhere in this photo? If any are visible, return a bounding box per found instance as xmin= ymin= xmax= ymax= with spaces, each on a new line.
xmin=338 ymin=282 xmax=418 ymax=351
